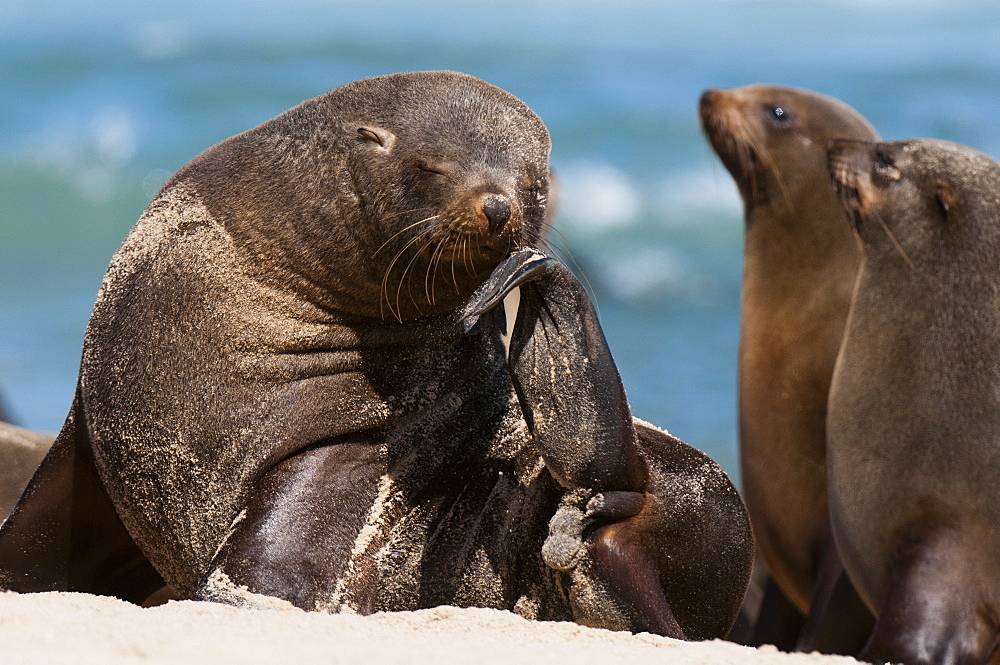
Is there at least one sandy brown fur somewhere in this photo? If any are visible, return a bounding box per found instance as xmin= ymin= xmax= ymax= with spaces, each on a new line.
xmin=701 ymin=85 xmax=878 ymax=651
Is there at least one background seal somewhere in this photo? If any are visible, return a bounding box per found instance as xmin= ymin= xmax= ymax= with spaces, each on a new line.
xmin=700 ymin=85 xmax=876 ymax=651
xmin=828 ymin=138 xmax=1000 ymax=664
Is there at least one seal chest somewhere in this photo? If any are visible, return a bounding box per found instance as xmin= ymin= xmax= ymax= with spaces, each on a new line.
xmin=827 ymin=138 xmax=1000 ymax=664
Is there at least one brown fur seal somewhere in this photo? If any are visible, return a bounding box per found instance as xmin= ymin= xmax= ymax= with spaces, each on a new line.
xmin=0 ymin=422 xmax=53 ymax=521
xmin=0 ymin=71 xmax=750 ymax=639
xmin=700 ymin=85 xmax=876 ymax=649
xmin=827 ymin=138 xmax=1000 ymax=664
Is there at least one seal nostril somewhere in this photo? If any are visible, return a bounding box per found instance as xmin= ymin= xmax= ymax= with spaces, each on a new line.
xmin=481 ymin=195 xmax=511 ymax=233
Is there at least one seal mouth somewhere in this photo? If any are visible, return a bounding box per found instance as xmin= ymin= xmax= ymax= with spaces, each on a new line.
xmin=827 ymin=140 xmax=871 ymax=232
xmin=699 ymin=90 xmax=763 ymax=180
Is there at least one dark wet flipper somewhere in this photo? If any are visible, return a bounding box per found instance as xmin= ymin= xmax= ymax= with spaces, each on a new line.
xmin=466 ymin=248 xmax=645 ymax=492
xmin=468 ymin=249 xmax=754 ymax=640
xmin=195 ymin=436 xmax=385 ymax=612
xmin=541 ymin=488 xmax=686 ymax=638
xmin=590 ymin=517 xmax=688 ymax=637
xmin=460 ymin=248 xmax=554 ymax=331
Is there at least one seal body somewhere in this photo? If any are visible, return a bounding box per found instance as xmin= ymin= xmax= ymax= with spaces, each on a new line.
xmin=827 ymin=138 xmax=1000 ymax=664
xmin=0 ymin=72 xmax=748 ymax=639
xmin=0 ymin=71 xmax=550 ymax=604
xmin=700 ymin=85 xmax=877 ymax=648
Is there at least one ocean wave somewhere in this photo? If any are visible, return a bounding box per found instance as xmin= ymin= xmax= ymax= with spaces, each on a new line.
xmin=554 ymin=160 xmax=742 ymax=235
xmin=9 ymin=106 xmax=139 ymax=202
xmin=554 ymin=161 xmax=642 ymax=235
xmin=653 ymin=169 xmax=742 ymax=224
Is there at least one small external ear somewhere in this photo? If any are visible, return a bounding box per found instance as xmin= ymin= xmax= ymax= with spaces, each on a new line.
xmin=935 ymin=182 xmax=957 ymax=215
xmin=356 ymin=126 xmax=395 ymax=151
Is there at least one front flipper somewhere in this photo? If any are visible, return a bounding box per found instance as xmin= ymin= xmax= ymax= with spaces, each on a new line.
xmin=541 ymin=487 xmax=686 ymax=637
xmin=466 ymin=249 xmax=752 ymax=639
xmin=463 ymin=248 xmax=644 ymax=493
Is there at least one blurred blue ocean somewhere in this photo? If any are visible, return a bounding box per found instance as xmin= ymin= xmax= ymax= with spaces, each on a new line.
xmin=2 ymin=0 xmax=998 ymax=478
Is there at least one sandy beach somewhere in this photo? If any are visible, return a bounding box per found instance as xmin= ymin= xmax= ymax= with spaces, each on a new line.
xmin=0 ymin=591 xmax=864 ymax=665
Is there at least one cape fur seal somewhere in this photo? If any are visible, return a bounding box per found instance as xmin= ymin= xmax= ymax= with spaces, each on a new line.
xmin=827 ymin=138 xmax=1000 ymax=664
xmin=0 ymin=421 xmax=53 ymax=521
xmin=700 ymin=85 xmax=876 ymax=650
xmin=0 ymin=71 xmax=750 ymax=639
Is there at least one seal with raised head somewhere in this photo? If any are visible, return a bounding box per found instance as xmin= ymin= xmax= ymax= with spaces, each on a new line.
xmin=827 ymin=138 xmax=1000 ymax=664
xmin=700 ymin=85 xmax=876 ymax=649
xmin=0 ymin=71 xmax=750 ymax=639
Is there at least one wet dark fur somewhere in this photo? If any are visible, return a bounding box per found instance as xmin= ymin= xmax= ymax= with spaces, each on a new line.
xmin=828 ymin=139 xmax=1000 ymax=664
xmin=0 ymin=72 xmax=747 ymax=640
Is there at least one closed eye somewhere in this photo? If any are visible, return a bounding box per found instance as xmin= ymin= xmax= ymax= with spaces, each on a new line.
xmin=417 ymin=162 xmax=447 ymax=176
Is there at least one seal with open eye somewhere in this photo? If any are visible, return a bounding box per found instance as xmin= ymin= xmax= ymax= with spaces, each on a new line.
xmin=700 ymin=85 xmax=877 ymax=650
xmin=827 ymin=138 xmax=1000 ymax=665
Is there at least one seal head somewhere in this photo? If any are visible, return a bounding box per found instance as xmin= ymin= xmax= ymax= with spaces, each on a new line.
xmin=183 ymin=70 xmax=551 ymax=323
xmin=701 ymin=85 xmax=876 ymax=208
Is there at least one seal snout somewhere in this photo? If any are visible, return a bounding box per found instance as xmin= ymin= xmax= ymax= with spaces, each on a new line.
xmin=826 ymin=139 xmax=875 ymax=227
xmin=699 ymin=88 xmax=761 ymax=180
xmin=699 ymin=89 xmax=719 ymax=115
xmin=480 ymin=193 xmax=512 ymax=234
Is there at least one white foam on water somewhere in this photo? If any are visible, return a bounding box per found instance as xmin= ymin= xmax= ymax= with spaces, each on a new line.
xmin=601 ymin=246 xmax=703 ymax=302
xmin=555 ymin=161 xmax=642 ymax=235
xmin=15 ymin=106 xmax=139 ymax=202
xmin=133 ymin=20 xmax=193 ymax=61
xmin=653 ymin=168 xmax=742 ymax=225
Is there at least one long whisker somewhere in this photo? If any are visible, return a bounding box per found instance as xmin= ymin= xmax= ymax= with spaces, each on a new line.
xmin=872 ymin=209 xmax=915 ymax=269
xmin=382 ymin=206 xmax=436 ymax=222
xmin=462 ymin=232 xmax=474 ymax=277
xmin=382 ymin=221 xmax=442 ymax=321
xmin=395 ymin=223 xmax=444 ymax=319
xmin=373 ymin=214 xmax=441 ymax=258
xmin=524 ymin=226 xmax=602 ymax=321
xmin=758 ymin=145 xmax=793 ymax=213
xmin=450 ymin=234 xmax=460 ymax=292
xmin=425 ymin=229 xmax=450 ymax=306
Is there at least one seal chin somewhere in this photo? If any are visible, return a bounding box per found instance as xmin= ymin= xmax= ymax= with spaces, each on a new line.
xmin=699 ymin=89 xmax=762 ymax=180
